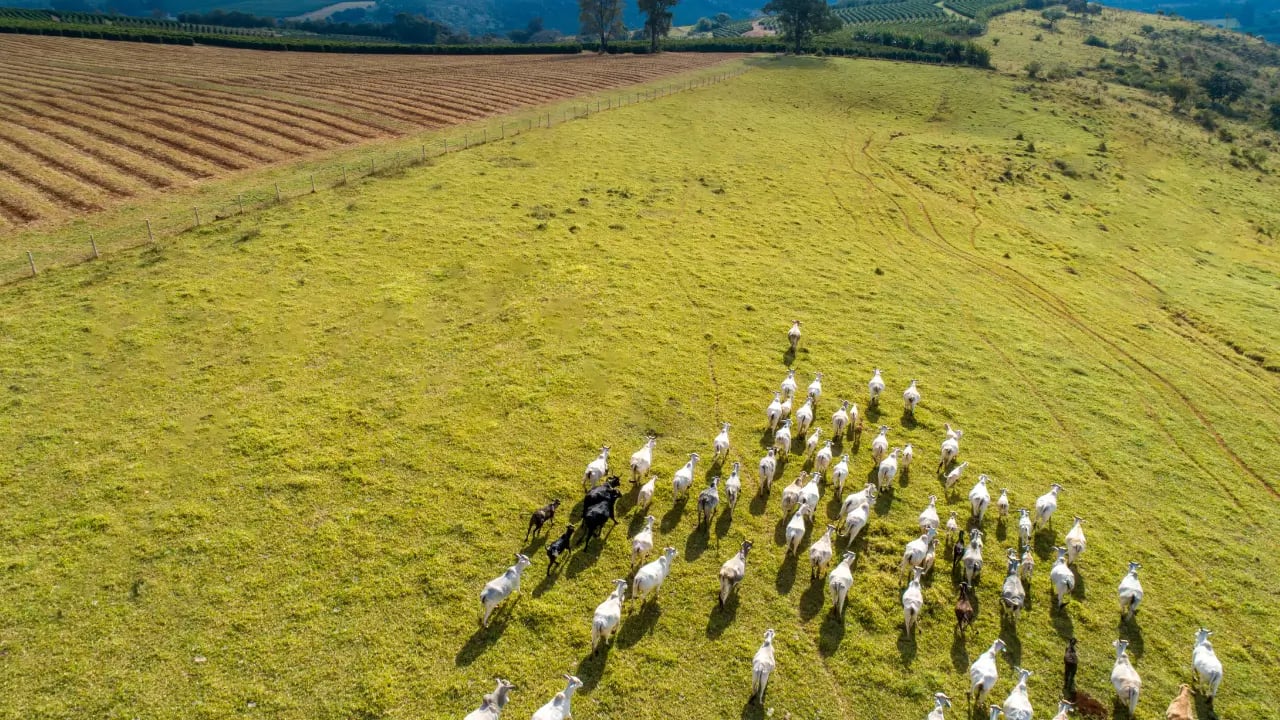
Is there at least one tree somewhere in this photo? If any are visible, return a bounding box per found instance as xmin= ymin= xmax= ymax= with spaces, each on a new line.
xmin=1041 ymin=8 xmax=1066 ymax=29
xmin=390 ymin=13 xmax=449 ymax=44
xmin=1270 ymin=99 xmax=1280 ymax=131
xmin=1200 ymin=70 xmax=1248 ymax=104
xmin=579 ymin=0 xmax=625 ymax=52
xmin=1113 ymin=37 xmax=1138 ymax=56
xmin=638 ymin=0 xmax=679 ymax=52
xmin=507 ymin=16 xmax=544 ymax=43
xmin=1065 ymin=0 xmax=1087 ymax=14
xmin=1025 ymin=60 xmax=1043 ymax=78
xmin=1166 ymin=79 xmax=1192 ymax=106
xmin=762 ymin=0 xmax=840 ymax=54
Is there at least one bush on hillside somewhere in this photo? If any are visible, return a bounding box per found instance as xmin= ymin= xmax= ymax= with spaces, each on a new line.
xmin=1084 ymin=35 xmax=1108 ymax=48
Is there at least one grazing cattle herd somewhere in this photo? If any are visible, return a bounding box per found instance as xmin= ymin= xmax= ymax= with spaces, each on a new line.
xmin=464 ymin=322 xmax=1228 ymax=719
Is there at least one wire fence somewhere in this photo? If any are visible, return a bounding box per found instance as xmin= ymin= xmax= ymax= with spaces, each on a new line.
xmin=2 ymin=64 xmax=750 ymax=287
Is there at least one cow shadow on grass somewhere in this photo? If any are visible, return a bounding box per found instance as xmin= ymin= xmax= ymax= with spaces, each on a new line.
xmin=950 ymin=630 xmax=971 ymax=673
xmin=999 ymin=613 xmax=1023 ymax=667
xmin=775 ymin=552 xmax=799 ymax=595
xmin=616 ymin=601 xmax=661 ymax=649
xmin=818 ymin=611 xmax=845 ymax=657
xmin=706 ymin=593 xmax=739 ymax=639
xmin=1119 ymin=614 xmax=1145 ymax=659
xmin=456 ymin=611 xmax=514 ymax=666
xmin=799 ymin=574 xmax=826 ymax=621
xmin=1051 ymin=602 xmax=1075 ymax=642
xmin=896 ymin=629 xmax=918 ymax=667
xmin=575 ymin=647 xmax=610 ymax=693
xmin=716 ymin=506 xmax=734 ymax=539
xmin=627 ymin=510 xmax=649 ymax=537
xmin=565 ymin=529 xmax=613 ymax=579
xmin=740 ymin=700 xmax=767 ymax=720
xmin=660 ymin=498 xmax=687 ymax=533
xmin=685 ymin=523 xmax=711 ymax=562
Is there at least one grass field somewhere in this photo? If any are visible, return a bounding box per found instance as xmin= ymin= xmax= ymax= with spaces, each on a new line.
xmin=0 ymin=36 xmax=734 ymax=227
xmin=1 ymin=54 xmax=1279 ymax=720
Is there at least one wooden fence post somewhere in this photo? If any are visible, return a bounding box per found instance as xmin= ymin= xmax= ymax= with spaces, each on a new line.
xmin=238 ymin=193 xmax=244 ymax=213
xmin=193 ymin=207 xmax=200 ymax=226
xmin=311 ymin=174 xmax=316 ymax=192
xmin=27 ymin=251 xmax=35 ymax=277
xmin=90 ymin=234 xmax=99 ymax=259
xmin=146 ymin=219 xmax=154 ymax=243
xmin=275 ymin=184 xmax=281 ymax=203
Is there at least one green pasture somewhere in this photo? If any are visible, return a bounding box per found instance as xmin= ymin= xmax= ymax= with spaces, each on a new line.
xmin=1 ymin=56 xmax=1278 ymax=719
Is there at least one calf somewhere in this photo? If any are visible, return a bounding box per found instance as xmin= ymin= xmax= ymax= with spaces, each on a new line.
xmin=545 ymin=524 xmax=576 ymax=577
xmin=1064 ymin=637 xmax=1079 ymax=694
xmin=955 ymin=581 xmax=975 ymax=635
xmin=525 ymin=499 xmax=561 ymax=542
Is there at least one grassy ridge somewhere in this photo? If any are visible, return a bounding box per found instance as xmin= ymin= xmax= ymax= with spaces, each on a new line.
xmin=1 ymin=56 xmax=1278 ymax=719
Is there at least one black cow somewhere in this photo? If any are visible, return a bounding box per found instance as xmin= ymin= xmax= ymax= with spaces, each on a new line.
xmin=545 ymin=523 xmax=576 ymax=576
xmin=579 ymin=488 xmax=622 ymax=550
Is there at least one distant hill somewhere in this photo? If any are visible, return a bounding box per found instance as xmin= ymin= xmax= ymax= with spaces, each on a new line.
xmin=5 ymin=0 xmax=767 ymax=33
xmin=1103 ymin=0 xmax=1280 ymax=41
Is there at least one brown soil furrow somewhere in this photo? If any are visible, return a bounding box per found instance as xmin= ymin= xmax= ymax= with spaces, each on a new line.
xmin=0 ymin=113 xmax=176 ymax=189
xmin=250 ymin=80 xmax=448 ymax=126
xmin=135 ymin=89 xmax=350 ymax=146
xmin=8 ymin=100 xmax=213 ymax=178
xmin=165 ymin=84 xmax=390 ymax=138
xmin=37 ymin=97 xmax=251 ymax=171
xmin=68 ymin=94 xmax=286 ymax=161
xmin=0 ymin=179 xmax=40 ymax=223
xmin=0 ymin=160 xmax=98 ymax=213
xmin=0 ymin=130 xmax=133 ymax=198
xmin=242 ymin=80 xmax=428 ymax=126
xmin=94 ymin=94 xmax=311 ymax=158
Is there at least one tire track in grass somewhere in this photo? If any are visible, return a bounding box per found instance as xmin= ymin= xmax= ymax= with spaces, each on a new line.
xmin=856 ymin=136 xmax=1276 ymax=498
xmin=1120 ymin=265 xmax=1280 ymax=389
xmin=963 ymin=188 xmax=1256 ymax=513
xmin=821 ymin=131 xmax=1112 ymax=490
xmin=834 ymin=131 xmax=1254 ymax=516
xmin=669 ymin=179 xmax=721 ymax=425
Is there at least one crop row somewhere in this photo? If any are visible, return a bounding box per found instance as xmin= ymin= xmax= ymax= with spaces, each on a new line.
xmin=942 ymin=0 xmax=1026 ymax=18
xmin=0 ymin=8 xmax=279 ymax=36
xmin=834 ymin=1 xmax=951 ymax=24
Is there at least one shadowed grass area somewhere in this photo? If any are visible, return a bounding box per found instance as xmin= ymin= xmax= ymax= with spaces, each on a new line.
xmin=0 ymin=55 xmax=1278 ymax=719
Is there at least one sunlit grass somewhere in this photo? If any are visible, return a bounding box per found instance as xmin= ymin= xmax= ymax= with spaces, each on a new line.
xmin=0 ymin=55 xmax=1277 ymax=719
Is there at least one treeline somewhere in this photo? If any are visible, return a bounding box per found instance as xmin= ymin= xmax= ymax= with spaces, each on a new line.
xmin=173 ymin=8 xmax=461 ymax=43
xmin=175 ymin=9 xmax=274 ymax=28
xmin=0 ymin=17 xmax=989 ymax=66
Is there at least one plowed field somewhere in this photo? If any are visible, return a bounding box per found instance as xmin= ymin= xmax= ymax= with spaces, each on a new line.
xmin=0 ymin=36 xmax=737 ymax=226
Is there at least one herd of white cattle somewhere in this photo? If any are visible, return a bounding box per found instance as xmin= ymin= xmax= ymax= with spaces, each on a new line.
xmin=465 ymin=321 xmax=1226 ymax=720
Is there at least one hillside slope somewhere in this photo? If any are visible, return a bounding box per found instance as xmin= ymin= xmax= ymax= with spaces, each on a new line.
xmin=1 ymin=56 xmax=1279 ymax=718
